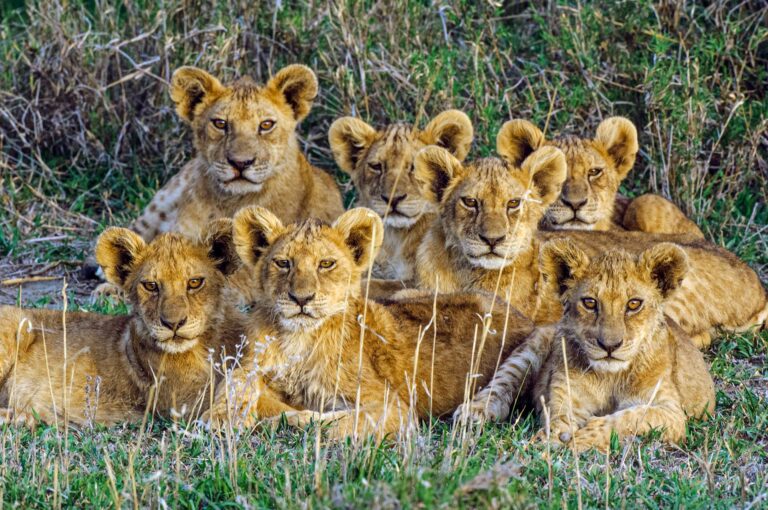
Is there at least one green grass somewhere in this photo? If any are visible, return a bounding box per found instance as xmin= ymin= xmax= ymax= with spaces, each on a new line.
xmin=0 ymin=0 xmax=766 ymax=507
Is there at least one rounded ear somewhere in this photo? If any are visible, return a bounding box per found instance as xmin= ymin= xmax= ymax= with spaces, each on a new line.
xmin=413 ymin=146 xmax=465 ymax=204
xmin=520 ymin=146 xmax=567 ymax=207
xmin=539 ymin=239 xmax=590 ymax=296
xmin=266 ymin=64 xmax=318 ymax=122
xmin=420 ymin=110 xmax=474 ymax=160
xmin=95 ymin=228 xmax=147 ymax=288
xmin=203 ymin=219 xmax=239 ymax=276
xmin=232 ymin=206 xmax=285 ymax=268
xmin=328 ymin=117 xmax=378 ymax=174
xmin=170 ymin=67 xmax=226 ymax=123
xmin=496 ymin=119 xmax=545 ymax=166
xmin=594 ymin=117 xmax=638 ymax=178
xmin=332 ymin=208 xmax=384 ymax=270
xmin=639 ymin=243 xmax=689 ymax=298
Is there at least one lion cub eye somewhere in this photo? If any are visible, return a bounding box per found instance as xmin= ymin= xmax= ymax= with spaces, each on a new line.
xmin=581 ymin=297 xmax=597 ymax=311
xmin=318 ymin=259 xmax=336 ymax=270
xmin=259 ymin=119 xmax=276 ymax=132
xmin=142 ymin=281 xmax=158 ymax=292
xmin=507 ymin=198 xmax=521 ymax=210
xmin=461 ymin=197 xmax=478 ymax=209
xmin=273 ymin=259 xmax=291 ymax=269
xmin=626 ymin=298 xmax=643 ymax=312
xmin=588 ymin=167 xmax=603 ymax=178
xmin=211 ymin=118 xmax=228 ymax=130
xmin=368 ymin=162 xmax=383 ymax=174
xmin=187 ymin=278 xmax=205 ymax=290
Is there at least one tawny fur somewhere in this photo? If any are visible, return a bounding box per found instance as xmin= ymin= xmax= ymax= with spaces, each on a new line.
xmin=0 ymin=224 xmax=245 ymax=426
xmin=329 ymin=110 xmax=473 ymax=282
xmin=459 ymin=241 xmax=716 ymax=453
xmin=204 ymin=206 xmax=533 ymax=440
xmin=132 ymin=65 xmax=343 ymax=242
xmin=413 ymin=147 xmax=768 ymax=347
xmin=497 ymin=117 xmax=703 ymax=237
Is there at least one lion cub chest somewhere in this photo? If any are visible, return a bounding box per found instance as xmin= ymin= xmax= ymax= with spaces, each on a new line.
xmin=256 ymin=332 xmax=349 ymax=412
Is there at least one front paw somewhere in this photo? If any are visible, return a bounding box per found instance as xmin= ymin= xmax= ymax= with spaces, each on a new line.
xmin=90 ymin=283 xmax=124 ymax=304
xmin=567 ymin=418 xmax=612 ymax=453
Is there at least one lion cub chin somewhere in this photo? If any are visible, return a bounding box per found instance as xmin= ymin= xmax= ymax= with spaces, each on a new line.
xmin=458 ymin=240 xmax=716 ymax=453
xmin=0 ymin=221 xmax=245 ymax=427
xmin=203 ymin=206 xmax=534 ymax=440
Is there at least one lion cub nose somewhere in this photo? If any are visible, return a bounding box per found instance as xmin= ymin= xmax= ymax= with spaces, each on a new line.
xmin=479 ymin=234 xmax=506 ymax=249
xmin=160 ymin=316 xmax=187 ymax=332
xmin=227 ymin=157 xmax=255 ymax=172
xmin=596 ymin=337 xmax=623 ymax=355
xmin=288 ymin=292 xmax=316 ymax=307
xmin=561 ymin=196 xmax=587 ymax=211
xmin=381 ymin=194 xmax=407 ymax=208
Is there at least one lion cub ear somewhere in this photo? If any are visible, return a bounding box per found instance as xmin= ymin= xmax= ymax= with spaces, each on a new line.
xmin=639 ymin=243 xmax=689 ymax=298
xmin=170 ymin=67 xmax=226 ymax=123
xmin=233 ymin=206 xmax=286 ymax=268
xmin=95 ymin=228 xmax=147 ymax=288
xmin=329 ymin=117 xmax=378 ymax=175
xmin=539 ymin=239 xmax=590 ymax=296
xmin=497 ymin=119 xmax=545 ymax=166
xmin=267 ymin=64 xmax=318 ymax=122
xmin=520 ymin=146 xmax=567 ymax=207
xmin=203 ymin=219 xmax=239 ymax=276
xmin=594 ymin=117 xmax=638 ymax=178
xmin=420 ymin=110 xmax=474 ymax=160
xmin=332 ymin=208 xmax=384 ymax=271
xmin=413 ymin=146 xmax=465 ymax=204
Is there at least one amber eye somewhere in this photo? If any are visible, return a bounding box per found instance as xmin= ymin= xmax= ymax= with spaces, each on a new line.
xmin=318 ymin=259 xmax=336 ymax=270
xmin=507 ymin=198 xmax=521 ymax=210
xmin=274 ymin=259 xmax=290 ymax=269
xmin=368 ymin=162 xmax=383 ymax=174
xmin=627 ymin=298 xmax=643 ymax=312
xmin=211 ymin=118 xmax=227 ymax=130
xmin=461 ymin=197 xmax=478 ymax=209
xmin=588 ymin=167 xmax=603 ymax=178
xmin=188 ymin=278 xmax=204 ymax=290
xmin=581 ymin=297 xmax=597 ymax=310
xmin=142 ymin=281 xmax=158 ymax=292
xmin=259 ymin=119 xmax=275 ymax=132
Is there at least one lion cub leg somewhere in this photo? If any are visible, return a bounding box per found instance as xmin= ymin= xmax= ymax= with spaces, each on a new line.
xmin=205 ymin=372 xmax=299 ymax=429
xmin=0 ymin=307 xmax=37 ymax=381
xmin=623 ymin=194 xmax=704 ymax=238
xmin=456 ymin=326 xmax=556 ymax=424
xmin=568 ymin=394 xmax=687 ymax=453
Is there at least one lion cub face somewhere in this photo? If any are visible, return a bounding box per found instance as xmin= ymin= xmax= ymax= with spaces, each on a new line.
xmin=497 ymin=117 xmax=638 ymax=229
xmin=329 ymin=111 xmax=473 ymax=228
xmin=171 ymin=65 xmax=319 ymax=195
xmin=95 ymin=221 xmax=238 ymax=352
xmin=233 ymin=207 xmax=383 ymax=332
xmin=414 ymin=146 xmax=567 ymax=269
xmin=540 ymin=239 xmax=688 ymax=373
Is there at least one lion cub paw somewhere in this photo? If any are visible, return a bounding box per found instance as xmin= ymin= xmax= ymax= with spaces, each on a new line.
xmin=0 ymin=408 xmax=37 ymax=429
xmin=90 ymin=282 xmax=124 ymax=304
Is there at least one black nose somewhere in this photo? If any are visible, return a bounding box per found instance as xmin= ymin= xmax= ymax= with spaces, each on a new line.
xmin=382 ymin=194 xmax=407 ymax=208
xmin=561 ymin=196 xmax=587 ymax=211
xmin=288 ymin=292 xmax=315 ymax=307
xmin=160 ymin=316 xmax=187 ymax=331
xmin=479 ymin=234 xmax=506 ymax=249
xmin=227 ymin=157 xmax=255 ymax=172
xmin=596 ymin=337 xmax=623 ymax=355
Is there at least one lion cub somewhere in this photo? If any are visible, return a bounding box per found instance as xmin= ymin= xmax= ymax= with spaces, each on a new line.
xmin=132 ymin=64 xmax=343 ymax=241
xmin=496 ymin=117 xmax=703 ymax=237
xmin=329 ymin=110 xmax=474 ymax=281
xmin=460 ymin=240 xmax=715 ymax=452
xmin=0 ymin=222 xmax=244 ymax=426
xmin=204 ymin=206 xmax=534 ymax=439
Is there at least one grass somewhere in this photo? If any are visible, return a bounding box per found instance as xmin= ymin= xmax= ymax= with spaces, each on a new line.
xmin=0 ymin=0 xmax=766 ymax=507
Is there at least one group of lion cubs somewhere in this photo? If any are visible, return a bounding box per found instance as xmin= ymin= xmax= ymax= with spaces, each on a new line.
xmin=2 ymin=64 xmax=766 ymax=452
